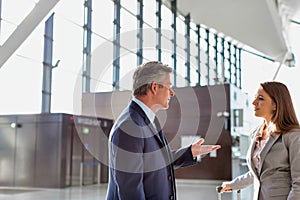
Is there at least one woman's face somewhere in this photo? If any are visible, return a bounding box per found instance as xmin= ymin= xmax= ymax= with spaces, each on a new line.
xmin=252 ymin=86 xmax=276 ymax=122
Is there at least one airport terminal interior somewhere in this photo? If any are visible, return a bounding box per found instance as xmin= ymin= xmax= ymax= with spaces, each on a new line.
xmin=1 ymin=0 xmax=300 ymax=199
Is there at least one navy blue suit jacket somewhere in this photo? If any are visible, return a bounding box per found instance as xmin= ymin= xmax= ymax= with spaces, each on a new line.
xmin=106 ymin=101 xmax=197 ymax=200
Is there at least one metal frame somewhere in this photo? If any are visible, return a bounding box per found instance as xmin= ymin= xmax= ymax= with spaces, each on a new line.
xmin=213 ymin=33 xmax=218 ymax=83
xmin=227 ymin=41 xmax=232 ymax=83
xmin=171 ymin=0 xmax=177 ymax=86
xmin=237 ymin=48 xmax=242 ymax=88
xmin=185 ymin=14 xmax=191 ymax=86
xmin=156 ymin=0 xmax=162 ymax=61
xmin=42 ymin=13 xmax=55 ymax=113
xmin=0 ymin=0 xmax=2 ymax=35
xmin=0 ymin=0 xmax=61 ymax=68
xmin=205 ymin=28 xmax=210 ymax=85
xmin=196 ymin=24 xmax=201 ymax=85
xmin=220 ymin=37 xmax=225 ymax=83
xmin=112 ymin=0 xmax=121 ymax=90
xmin=233 ymin=45 xmax=237 ymax=86
xmin=82 ymin=0 xmax=92 ymax=93
xmin=109 ymin=0 xmax=242 ymax=89
xmin=137 ymin=0 xmax=143 ymax=65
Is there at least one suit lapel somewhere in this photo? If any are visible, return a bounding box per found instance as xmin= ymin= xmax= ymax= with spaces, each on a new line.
xmin=129 ymin=100 xmax=172 ymax=164
xmin=151 ymin=124 xmax=165 ymax=145
xmin=248 ymin=126 xmax=262 ymax=177
xmin=130 ymin=101 xmax=165 ymax=145
xmin=249 ymin=138 xmax=257 ymax=172
xmin=258 ymin=133 xmax=281 ymax=174
xmin=154 ymin=117 xmax=173 ymax=161
xmin=153 ymin=117 xmax=167 ymax=146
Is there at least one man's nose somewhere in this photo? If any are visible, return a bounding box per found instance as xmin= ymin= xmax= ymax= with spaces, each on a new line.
xmin=170 ymin=88 xmax=175 ymax=97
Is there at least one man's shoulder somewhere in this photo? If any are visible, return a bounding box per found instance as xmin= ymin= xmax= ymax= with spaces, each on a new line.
xmin=116 ymin=103 xmax=144 ymax=123
xmin=114 ymin=108 xmax=145 ymax=131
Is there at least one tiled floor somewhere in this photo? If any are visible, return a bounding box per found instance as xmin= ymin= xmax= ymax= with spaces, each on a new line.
xmin=0 ymin=179 xmax=253 ymax=200
xmin=0 ymin=158 xmax=253 ymax=199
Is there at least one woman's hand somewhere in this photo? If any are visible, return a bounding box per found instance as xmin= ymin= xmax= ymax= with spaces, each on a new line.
xmin=220 ymin=182 xmax=232 ymax=193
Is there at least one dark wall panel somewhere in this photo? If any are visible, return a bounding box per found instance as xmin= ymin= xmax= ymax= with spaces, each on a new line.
xmin=0 ymin=116 xmax=16 ymax=186
xmin=0 ymin=113 xmax=113 ymax=188
xmin=14 ymin=116 xmax=36 ymax=187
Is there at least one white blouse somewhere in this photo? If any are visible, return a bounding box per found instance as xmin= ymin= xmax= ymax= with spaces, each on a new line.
xmin=252 ymin=134 xmax=270 ymax=174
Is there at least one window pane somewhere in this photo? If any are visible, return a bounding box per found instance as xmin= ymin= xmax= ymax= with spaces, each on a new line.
xmin=144 ymin=0 xmax=156 ymax=28
xmin=93 ymin=0 xmax=114 ymax=39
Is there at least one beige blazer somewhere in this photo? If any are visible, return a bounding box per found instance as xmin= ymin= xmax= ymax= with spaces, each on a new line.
xmin=228 ymin=126 xmax=300 ymax=200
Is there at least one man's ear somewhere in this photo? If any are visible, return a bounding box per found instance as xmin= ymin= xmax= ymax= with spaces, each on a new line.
xmin=151 ymin=82 xmax=158 ymax=93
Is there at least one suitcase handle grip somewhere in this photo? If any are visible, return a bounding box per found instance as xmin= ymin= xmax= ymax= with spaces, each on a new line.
xmin=216 ymin=186 xmax=223 ymax=193
xmin=216 ymin=186 xmax=241 ymax=200
xmin=216 ymin=186 xmax=233 ymax=193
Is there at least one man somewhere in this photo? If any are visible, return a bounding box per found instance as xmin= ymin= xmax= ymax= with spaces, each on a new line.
xmin=106 ymin=61 xmax=221 ymax=200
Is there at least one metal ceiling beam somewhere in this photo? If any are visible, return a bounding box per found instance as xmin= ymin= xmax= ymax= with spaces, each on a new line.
xmin=168 ymin=0 xmax=292 ymax=63
xmin=0 ymin=0 xmax=2 ymax=35
xmin=0 ymin=0 xmax=60 ymax=68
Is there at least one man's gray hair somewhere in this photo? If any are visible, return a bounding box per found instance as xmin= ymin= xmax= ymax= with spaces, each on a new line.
xmin=133 ymin=61 xmax=173 ymax=96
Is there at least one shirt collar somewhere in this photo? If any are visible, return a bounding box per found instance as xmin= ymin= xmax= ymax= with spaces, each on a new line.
xmin=132 ymin=97 xmax=156 ymax=123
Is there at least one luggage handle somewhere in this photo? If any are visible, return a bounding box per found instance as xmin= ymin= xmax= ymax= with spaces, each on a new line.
xmin=216 ymin=186 xmax=241 ymax=200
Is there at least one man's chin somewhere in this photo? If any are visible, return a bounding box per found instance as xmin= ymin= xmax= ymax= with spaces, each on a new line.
xmin=153 ymin=104 xmax=169 ymax=111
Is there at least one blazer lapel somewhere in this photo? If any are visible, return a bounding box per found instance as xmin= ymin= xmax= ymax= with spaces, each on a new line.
xmin=248 ymin=136 xmax=259 ymax=177
xmin=258 ymin=133 xmax=281 ymax=174
xmin=150 ymin=123 xmax=165 ymax=145
xmin=153 ymin=117 xmax=172 ymax=159
xmin=130 ymin=101 xmax=164 ymax=145
xmin=153 ymin=117 xmax=165 ymax=145
xmin=248 ymin=126 xmax=263 ymax=177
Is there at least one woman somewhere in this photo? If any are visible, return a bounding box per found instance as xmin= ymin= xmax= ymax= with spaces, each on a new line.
xmin=221 ymin=81 xmax=300 ymax=199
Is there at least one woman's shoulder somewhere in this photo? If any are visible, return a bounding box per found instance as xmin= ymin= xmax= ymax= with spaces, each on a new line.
xmin=285 ymin=127 xmax=300 ymax=135
xmin=290 ymin=126 xmax=300 ymax=131
xmin=281 ymin=128 xmax=300 ymax=144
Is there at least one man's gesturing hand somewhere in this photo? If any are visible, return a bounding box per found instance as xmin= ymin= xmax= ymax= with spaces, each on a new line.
xmin=191 ymin=138 xmax=221 ymax=157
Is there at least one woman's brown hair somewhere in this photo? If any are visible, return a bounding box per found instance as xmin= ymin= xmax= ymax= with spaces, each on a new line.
xmin=261 ymin=81 xmax=299 ymax=134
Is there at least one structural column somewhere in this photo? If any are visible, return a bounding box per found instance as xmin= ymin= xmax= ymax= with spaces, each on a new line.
xmin=113 ymin=0 xmax=121 ymax=90
xmin=137 ymin=0 xmax=143 ymax=65
xmin=185 ymin=14 xmax=191 ymax=86
xmin=156 ymin=0 xmax=162 ymax=61
xmin=82 ymin=0 xmax=92 ymax=93
xmin=213 ymin=33 xmax=218 ymax=83
xmin=0 ymin=0 xmax=2 ymax=35
xmin=42 ymin=13 xmax=55 ymax=113
xmin=196 ymin=25 xmax=201 ymax=85
xmin=238 ymin=48 xmax=242 ymax=88
xmin=171 ymin=0 xmax=177 ymax=86
xmin=205 ymin=29 xmax=210 ymax=85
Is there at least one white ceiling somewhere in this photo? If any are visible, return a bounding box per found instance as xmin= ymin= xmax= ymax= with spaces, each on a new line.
xmin=0 ymin=0 xmax=61 ymax=68
xmin=164 ymin=0 xmax=300 ymax=62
